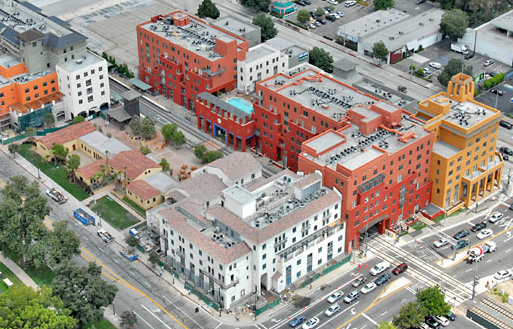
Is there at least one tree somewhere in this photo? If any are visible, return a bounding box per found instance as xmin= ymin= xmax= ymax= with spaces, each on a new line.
xmin=416 ymin=286 xmax=450 ymax=317
xmin=309 ymin=47 xmax=334 ymax=73
xmin=125 ymin=235 xmax=139 ymax=252
xmin=374 ymin=0 xmax=394 ymax=10
xmin=72 ymin=115 xmax=85 ymax=124
xmin=297 ymin=9 xmax=311 ymax=23
xmin=440 ymin=9 xmax=468 ymax=41
xmin=202 ymin=150 xmax=224 ymax=163
xmin=0 ymin=176 xmax=50 ymax=265
xmin=67 ymin=154 xmax=81 ymax=181
xmin=161 ymin=123 xmax=178 ymax=143
xmin=8 ymin=143 xmax=20 ymax=158
xmin=52 ymin=262 xmax=117 ymax=327
xmin=140 ymin=145 xmax=151 ymax=155
xmin=0 ymin=285 xmax=77 ymax=329
xmin=240 ymin=0 xmax=271 ymax=12
xmin=437 ymin=58 xmax=472 ymax=86
xmin=315 ymin=7 xmax=325 ymax=17
xmin=376 ymin=321 xmax=398 ymax=329
xmin=252 ymin=14 xmax=277 ymax=42
xmin=120 ymin=310 xmax=139 ymax=328
xmin=197 ymin=0 xmax=220 ymax=19
xmin=372 ymin=41 xmax=389 ymax=62
xmin=148 ymin=250 xmax=160 ymax=267
xmin=393 ymin=302 xmax=426 ymax=329
xmin=140 ymin=116 xmax=156 ymax=140
xmin=194 ymin=144 xmax=208 ymax=159
xmin=160 ymin=158 xmax=170 ymax=172
xmin=42 ymin=221 xmax=81 ymax=268
xmin=129 ymin=116 xmax=142 ymax=135
xmin=171 ymin=130 xmax=186 ymax=148
xmin=51 ymin=143 xmax=69 ymax=164
xmin=44 ymin=112 xmax=56 ymax=128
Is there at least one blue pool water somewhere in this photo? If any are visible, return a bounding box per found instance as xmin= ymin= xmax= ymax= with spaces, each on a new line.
xmin=228 ymin=98 xmax=254 ymax=114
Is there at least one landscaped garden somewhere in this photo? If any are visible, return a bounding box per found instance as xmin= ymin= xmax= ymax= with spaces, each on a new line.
xmin=0 ymin=262 xmax=23 ymax=292
xmin=18 ymin=144 xmax=90 ymax=201
xmin=91 ymin=196 xmax=139 ymax=230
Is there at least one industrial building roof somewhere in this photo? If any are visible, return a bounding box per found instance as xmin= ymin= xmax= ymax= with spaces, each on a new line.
xmin=264 ymin=36 xmax=308 ymax=59
xmin=212 ymin=16 xmax=259 ymax=35
xmin=491 ymin=10 xmax=513 ymax=32
xmin=337 ymin=9 xmax=409 ymax=42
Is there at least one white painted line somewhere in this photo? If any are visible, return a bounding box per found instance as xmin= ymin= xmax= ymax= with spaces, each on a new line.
xmin=466 ymin=268 xmax=473 ymax=272
xmin=133 ymin=310 xmax=156 ymax=329
xmin=486 ymin=259 xmax=493 ymax=263
xmin=141 ymin=304 xmax=173 ymax=329
xmin=380 ymin=311 xmax=388 ymax=316
xmin=468 ymin=221 xmax=474 ymax=226
xmin=362 ymin=312 xmax=378 ymax=326
xmin=214 ymin=323 xmax=222 ymax=329
xmin=506 ymin=249 xmax=512 ymax=253
xmin=113 ymin=258 xmax=120 ymax=264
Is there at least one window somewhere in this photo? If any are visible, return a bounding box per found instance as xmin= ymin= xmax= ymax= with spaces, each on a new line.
xmin=86 ymin=79 xmax=92 ymax=86
xmin=87 ymin=95 xmax=93 ymax=103
xmin=87 ymin=87 xmax=93 ymax=95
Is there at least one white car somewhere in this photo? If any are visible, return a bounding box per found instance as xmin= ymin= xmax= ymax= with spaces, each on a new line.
xmin=435 ymin=315 xmax=450 ymax=327
xmin=336 ymin=11 xmax=345 ymax=17
xmin=370 ymin=261 xmax=390 ymax=276
xmin=429 ymin=62 xmax=442 ymax=69
xmin=494 ymin=270 xmax=512 ymax=280
xmin=344 ymin=0 xmax=356 ymax=7
xmin=332 ymin=13 xmax=340 ymax=18
xmin=483 ymin=60 xmax=494 ymax=67
xmin=489 ymin=212 xmax=503 ymax=223
xmin=434 ymin=239 xmax=449 ymax=248
xmin=477 ymin=229 xmax=493 ymax=240
xmin=302 ymin=317 xmax=320 ymax=329
xmin=327 ymin=0 xmax=338 ymax=4
xmin=324 ymin=303 xmax=340 ymax=317
xmin=360 ymin=282 xmax=377 ymax=294
xmin=327 ymin=291 xmax=344 ymax=303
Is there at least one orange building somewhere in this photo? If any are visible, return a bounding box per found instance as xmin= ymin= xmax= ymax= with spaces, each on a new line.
xmin=415 ymin=73 xmax=503 ymax=216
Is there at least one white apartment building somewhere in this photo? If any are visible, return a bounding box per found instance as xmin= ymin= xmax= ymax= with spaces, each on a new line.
xmin=56 ymin=54 xmax=110 ymax=120
xmin=237 ymin=43 xmax=288 ymax=93
xmin=147 ymin=153 xmax=345 ymax=310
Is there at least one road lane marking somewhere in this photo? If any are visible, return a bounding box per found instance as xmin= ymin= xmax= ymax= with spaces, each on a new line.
xmin=133 ymin=310 xmax=156 ymax=329
xmin=141 ymin=304 xmax=172 ymax=329
xmin=362 ymin=312 xmax=378 ymax=325
xmin=506 ymin=249 xmax=512 ymax=253
xmin=380 ymin=311 xmax=388 ymax=316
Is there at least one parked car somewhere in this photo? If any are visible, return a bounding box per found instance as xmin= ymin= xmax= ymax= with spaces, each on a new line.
xmin=423 ymin=67 xmax=431 ymax=76
xmin=326 ymin=15 xmax=336 ymax=21
xmin=360 ymin=282 xmax=377 ymax=294
xmin=352 ymin=276 xmax=367 ymax=287
xmin=471 ymin=222 xmax=487 ymax=232
xmin=323 ymin=6 xmax=333 ymax=12
xmin=434 ymin=239 xmax=449 ymax=248
xmin=425 ymin=316 xmax=441 ymax=329
xmin=336 ymin=11 xmax=345 ymax=17
xmin=392 ymin=262 xmax=408 ymax=275
xmin=435 ymin=315 xmax=450 ymax=327
xmin=489 ymin=212 xmax=503 ymax=223
xmin=494 ymin=270 xmax=512 ymax=280
xmin=500 ymin=146 xmax=513 ymax=156
xmin=327 ymin=0 xmax=338 ymax=4
xmin=477 ymin=228 xmax=493 ymax=240
xmin=370 ymin=261 xmax=390 ymax=276
xmin=304 ymin=0 xmax=311 ymax=4
xmin=327 ymin=291 xmax=344 ymax=303
xmin=446 ymin=311 xmax=456 ymax=321
xmin=375 ymin=273 xmax=391 ymax=286
xmin=490 ymin=89 xmax=504 ymax=96
xmin=452 ymin=240 xmax=469 ymax=250
xmin=344 ymin=0 xmax=357 ymax=7
xmin=314 ymin=21 xmax=322 ymax=27
xmin=296 ymin=1 xmax=306 ymax=6
xmin=499 ymin=120 xmax=513 ymax=129
xmin=453 ymin=229 xmax=469 ymax=240
xmin=343 ymin=290 xmax=359 ymax=304
xmin=483 ymin=59 xmax=494 ymax=67
xmin=317 ymin=18 xmax=327 ymax=24
xmin=324 ymin=303 xmax=340 ymax=317
xmin=290 ymin=316 xmax=306 ymax=327
xmin=429 ymin=62 xmax=442 ymax=69
xmin=332 ymin=12 xmax=340 ymax=18
xmin=302 ymin=317 xmax=320 ymax=329
xmin=310 ymin=11 xmax=317 ymax=19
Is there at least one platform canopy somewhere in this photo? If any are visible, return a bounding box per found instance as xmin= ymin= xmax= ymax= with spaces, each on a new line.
xmin=128 ymin=78 xmax=152 ymax=91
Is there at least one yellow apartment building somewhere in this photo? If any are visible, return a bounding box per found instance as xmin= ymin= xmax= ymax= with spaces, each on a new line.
xmin=416 ymin=73 xmax=503 ymax=215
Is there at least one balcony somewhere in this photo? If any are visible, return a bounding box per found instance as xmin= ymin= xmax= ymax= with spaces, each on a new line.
xmin=202 ymin=67 xmax=225 ymax=77
xmin=176 ymin=250 xmax=185 ymax=258
xmin=199 ymin=269 xmax=239 ymax=290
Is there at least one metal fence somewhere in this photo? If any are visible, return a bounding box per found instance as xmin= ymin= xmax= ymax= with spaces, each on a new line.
xmin=184 ymin=281 xmax=219 ymax=311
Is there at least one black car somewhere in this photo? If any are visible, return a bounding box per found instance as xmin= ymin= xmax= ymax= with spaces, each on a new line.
xmin=326 ymin=15 xmax=336 ymax=21
xmin=465 ymin=52 xmax=474 ymax=60
xmin=310 ymin=11 xmax=317 ymax=19
xmin=500 ymin=146 xmax=513 ymax=156
xmin=452 ymin=240 xmax=469 ymax=250
xmin=490 ymin=89 xmax=504 ymax=96
xmin=323 ymin=6 xmax=333 ymax=12
xmin=317 ymin=18 xmax=327 ymax=24
xmin=453 ymin=229 xmax=469 ymax=240
xmin=471 ymin=222 xmax=487 ymax=232
xmin=304 ymin=0 xmax=311 ymax=4
xmin=425 ymin=317 xmax=441 ymax=329
xmin=296 ymin=0 xmax=306 ymax=5
xmin=500 ymin=120 xmax=513 ymax=130
xmin=375 ymin=273 xmax=391 ymax=286
xmin=446 ymin=311 xmax=456 ymax=321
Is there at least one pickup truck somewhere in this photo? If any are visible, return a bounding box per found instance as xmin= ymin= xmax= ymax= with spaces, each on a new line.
xmin=97 ymin=229 xmax=114 ymax=243
xmin=46 ymin=188 xmax=67 ymax=203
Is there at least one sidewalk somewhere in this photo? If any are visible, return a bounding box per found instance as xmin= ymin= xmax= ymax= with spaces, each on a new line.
xmin=0 ymin=254 xmax=38 ymax=290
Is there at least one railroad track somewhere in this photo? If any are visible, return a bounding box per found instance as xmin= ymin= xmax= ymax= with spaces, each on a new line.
xmin=482 ymin=297 xmax=513 ymax=321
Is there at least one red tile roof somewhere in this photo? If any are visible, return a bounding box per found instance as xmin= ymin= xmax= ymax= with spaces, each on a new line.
xmin=109 ymin=150 xmax=161 ymax=180
xmin=127 ymin=180 xmax=160 ymax=200
xmin=37 ymin=121 xmax=96 ymax=149
xmin=75 ymin=159 xmax=106 ymax=179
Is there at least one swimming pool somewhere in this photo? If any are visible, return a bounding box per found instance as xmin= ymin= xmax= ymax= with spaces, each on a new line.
xmin=228 ymin=97 xmax=254 ymax=114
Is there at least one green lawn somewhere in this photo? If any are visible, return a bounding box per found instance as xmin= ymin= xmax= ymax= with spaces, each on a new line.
xmin=92 ymin=196 xmax=139 ymax=230
xmin=123 ymin=196 xmax=146 ymax=217
xmin=410 ymin=221 xmax=428 ymax=231
xmin=18 ymin=144 xmax=90 ymax=201
xmin=21 ymin=263 xmax=55 ymax=287
xmin=0 ymin=262 xmax=23 ymax=292
xmin=85 ymin=318 xmax=117 ymax=329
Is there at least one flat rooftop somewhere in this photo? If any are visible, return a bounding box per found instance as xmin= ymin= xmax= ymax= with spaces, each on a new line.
xmin=56 ymin=53 xmax=104 ymax=72
xmin=302 ymin=121 xmax=430 ymax=171
xmin=337 ymin=8 xmax=410 ymax=41
xmin=140 ymin=11 xmax=246 ymax=59
xmin=79 ymin=131 xmax=131 ymax=157
xmin=491 ymin=10 xmax=513 ymax=32
xmin=433 ymin=140 xmax=460 ymax=159
xmin=244 ymin=44 xmax=278 ymax=62
xmin=212 ymin=16 xmax=259 ymax=34
xmin=259 ymin=69 xmax=377 ymax=121
xmin=264 ymin=36 xmax=308 ymax=58
xmin=11 ymin=70 xmax=53 ymax=84
xmin=0 ymin=53 xmax=21 ymax=68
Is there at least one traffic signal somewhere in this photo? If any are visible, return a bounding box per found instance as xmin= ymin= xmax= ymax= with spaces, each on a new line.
xmin=195 ymin=306 xmax=199 ymax=313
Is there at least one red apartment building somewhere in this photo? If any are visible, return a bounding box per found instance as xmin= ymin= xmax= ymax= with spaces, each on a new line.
xmin=137 ymin=11 xmax=249 ymax=110
xmin=253 ymin=68 xmax=385 ymax=171
xmin=297 ymin=104 xmax=434 ymax=251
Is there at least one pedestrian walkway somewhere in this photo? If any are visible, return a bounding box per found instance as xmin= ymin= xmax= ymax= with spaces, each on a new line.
xmin=0 ymin=254 xmax=38 ymax=290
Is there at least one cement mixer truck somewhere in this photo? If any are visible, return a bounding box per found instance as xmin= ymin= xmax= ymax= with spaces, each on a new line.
xmin=466 ymin=241 xmax=497 ymax=264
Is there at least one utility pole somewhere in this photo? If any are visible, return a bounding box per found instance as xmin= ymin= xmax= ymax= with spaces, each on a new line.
xmin=472 ymin=275 xmax=479 ymax=300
